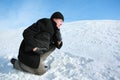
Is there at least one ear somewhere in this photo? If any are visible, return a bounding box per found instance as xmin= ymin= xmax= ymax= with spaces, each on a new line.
xmin=53 ymin=18 xmax=57 ymax=22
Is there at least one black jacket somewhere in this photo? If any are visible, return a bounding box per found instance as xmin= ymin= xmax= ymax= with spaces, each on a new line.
xmin=18 ymin=18 xmax=63 ymax=68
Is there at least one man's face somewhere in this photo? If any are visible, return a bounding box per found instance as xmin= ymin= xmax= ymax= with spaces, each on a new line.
xmin=53 ymin=19 xmax=63 ymax=29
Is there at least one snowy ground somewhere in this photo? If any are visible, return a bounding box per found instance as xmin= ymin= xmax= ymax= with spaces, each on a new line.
xmin=0 ymin=20 xmax=120 ymax=80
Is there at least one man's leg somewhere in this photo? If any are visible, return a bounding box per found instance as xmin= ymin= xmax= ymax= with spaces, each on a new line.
xmin=41 ymin=47 xmax=55 ymax=61
xmin=12 ymin=46 xmax=55 ymax=75
xmin=12 ymin=59 xmax=36 ymax=74
xmin=34 ymin=47 xmax=55 ymax=75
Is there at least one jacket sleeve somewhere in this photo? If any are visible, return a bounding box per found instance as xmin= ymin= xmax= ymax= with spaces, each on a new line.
xmin=23 ymin=22 xmax=41 ymax=52
xmin=53 ymin=29 xmax=63 ymax=49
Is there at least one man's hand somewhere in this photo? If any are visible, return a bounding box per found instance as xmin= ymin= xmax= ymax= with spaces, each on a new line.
xmin=58 ymin=41 xmax=62 ymax=45
xmin=33 ymin=47 xmax=47 ymax=55
xmin=33 ymin=47 xmax=38 ymax=52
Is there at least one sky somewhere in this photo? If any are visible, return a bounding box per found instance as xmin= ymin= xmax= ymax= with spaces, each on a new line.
xmin=0 ymin=0 xmax=120 ymax=29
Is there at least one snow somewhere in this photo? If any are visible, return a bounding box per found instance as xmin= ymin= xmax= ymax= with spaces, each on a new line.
xmin=0 ymin=20 xmax=120 ymax=80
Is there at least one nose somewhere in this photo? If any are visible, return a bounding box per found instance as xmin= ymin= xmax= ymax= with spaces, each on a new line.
xmin=60 ymin=23 xmax=62 ymax=26
xmin=60 ymin=22 xmax=63 ymax=25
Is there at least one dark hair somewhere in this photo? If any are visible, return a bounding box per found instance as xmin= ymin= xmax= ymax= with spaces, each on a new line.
xmin=50 ymin=12 xmax=64 ymax=21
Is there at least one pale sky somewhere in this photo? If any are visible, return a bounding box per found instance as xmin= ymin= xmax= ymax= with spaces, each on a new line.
xmin=0 ymin=0 xmax=120 ymax=29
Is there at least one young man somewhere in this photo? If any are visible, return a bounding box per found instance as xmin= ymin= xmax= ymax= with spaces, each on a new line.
xmin=10 ymin=12 xmax=64 ymax=75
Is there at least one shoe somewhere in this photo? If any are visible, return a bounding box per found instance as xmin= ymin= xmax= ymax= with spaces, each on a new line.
xmin=10 ymin=58 xmax=17 ymax=64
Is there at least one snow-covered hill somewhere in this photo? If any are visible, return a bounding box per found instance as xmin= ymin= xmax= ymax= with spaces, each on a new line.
xmin=0 ymin=20 xmax=120 ymax=80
